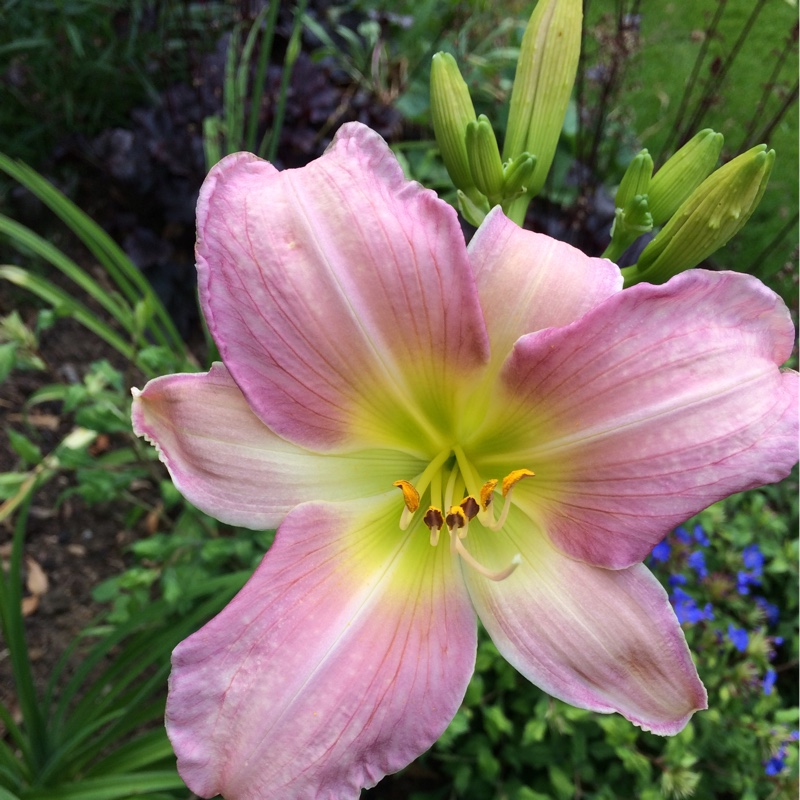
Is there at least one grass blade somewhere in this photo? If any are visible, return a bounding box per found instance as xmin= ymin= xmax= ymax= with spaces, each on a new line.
xmin=0 ymin=265 xmax=137 ymax=364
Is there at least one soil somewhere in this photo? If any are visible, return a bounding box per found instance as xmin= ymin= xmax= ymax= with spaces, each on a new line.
xmin=0 ymin=291 xmax=149 ymax=721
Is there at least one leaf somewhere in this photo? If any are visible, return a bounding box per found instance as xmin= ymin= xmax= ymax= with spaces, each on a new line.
xmin=7 ymin=429 xmax=41 ymax=467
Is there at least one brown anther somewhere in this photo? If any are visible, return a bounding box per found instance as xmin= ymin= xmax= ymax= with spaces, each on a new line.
xmin=501 ymin=469 xmax=535 ymax=497
xmin=393 ymin=479 xmax=420 ymax=512
xmin=423 ymin=506 xmax=444 ymax=531
xmin=445 ymin=505 xmax=467 ymax=530
xmin=460 ymin=495 xmax=480 ymax=521
xmin=480 ymin=479 xmax=498 ymax=510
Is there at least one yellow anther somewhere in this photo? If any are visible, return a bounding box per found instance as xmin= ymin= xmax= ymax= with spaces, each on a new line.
xmin=501 ymin=469 xmax=535 ymax=497
xmin=460 ymin=495 xmax=480 ymax=521
xmin=480 ymin=479 xmax=498 ymax=510
xmin=393 ymin=479 xmax=420 ymax=512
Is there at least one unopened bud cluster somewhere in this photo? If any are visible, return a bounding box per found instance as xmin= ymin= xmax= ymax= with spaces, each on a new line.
xmin=429 ymin=0 xmax=774 ymax=280
xmin=430 ymin=0 xmax=581 ymax=226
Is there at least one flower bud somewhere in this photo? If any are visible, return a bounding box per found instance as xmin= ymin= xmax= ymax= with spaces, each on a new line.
xmin=457 ymin=190 xmax=490 ymax=228
xmin=629 ymin=145 xmax=775 ymax=286
xmin=615 ymin=150 xmax=653 ymax=211
xmin=466 ymin=115 xmax=505 ymax=202
xmin=502 ymin=152 xmax=537 ymax=198
xmin=503 ymin=0 xmax=582 ymax=199
xmin=430 ymin=52 xmax=481 ymax=202
xmin=605 ymin=195 xmax=653 ymax=263
xmin=648 ymin=129 xmax=724 ymax=226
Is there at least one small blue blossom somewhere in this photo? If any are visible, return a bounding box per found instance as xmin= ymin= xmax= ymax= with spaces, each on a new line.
xmin=764 ymin=744 xmax=788 ymax=776
xmin=669 ymin=573 xmax=688 ymax=587
xmin=693 ymin=524 xmax=710 ymax=547
xmin=755 ymin=596 xmax=780 ymax=625
xmin=763 ymin=668 xmax=777 ymax=695
xmin=742 ymin=543 xmax=764 ymax=575
xmin=687 ymin=550 xmax=708 ymax=579
xmin=728 ymin=623 xmax=749 ymax=653
xmin=650 ymin=539 xmax=671 ymax=563
xmin=674 ymin=525 xmax=691 ymax=544
xmin=737 ymin=570 xmax=761 ymax=595
xmin=672 ymin=587 xmax=713 ymax=625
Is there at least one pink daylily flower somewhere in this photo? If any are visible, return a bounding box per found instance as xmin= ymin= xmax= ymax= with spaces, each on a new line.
xmin=132 ymin=123 xmax=798 ymax=800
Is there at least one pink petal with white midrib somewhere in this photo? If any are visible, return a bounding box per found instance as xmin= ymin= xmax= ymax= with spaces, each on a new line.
xmin=131 ymin=363 xmax=420 ymax=530
xmin=196 ymin=124 xmax=489 ymax=452
xmin=167 ymin=497 xmax=476 ymax=799
xmin=468 ymin=207 xmax=622 ymax=363
xmin=480 ymin=269 xmax=799 ymax=569
xmin=464 ymin=512 xmax=707 ymax=735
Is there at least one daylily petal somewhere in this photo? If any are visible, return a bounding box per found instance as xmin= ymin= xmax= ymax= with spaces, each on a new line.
xmin=167 ymin=496 xmax=476 ymax=799
xmin=472 ymin=269 xmax=798 ymax=568
xmin=463 ymin=508 xmax=707 ymax=735
xmin=468 ymin=207 xmax=622 ymax=364
xmin=197 ymin=123 xmax=489 ymax=453
xmin=132 ymin=363 xmax=421 ymax=529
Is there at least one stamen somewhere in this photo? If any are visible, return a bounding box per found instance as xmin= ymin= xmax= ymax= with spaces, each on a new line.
xmin=502 ymin=469 xmax=535 ymax=496
xmin=394 ymin=479 xmax=420 ymax=530
xmin=460 ymin=496 xmax=480 ymax=521
xmin=443 ymin=464 xmax=460 ymax=511
xmin=454 ymin=536 xmax=521 ymax=582
xmin=479 ymin=479 xmax=498 ymax=510
xmin=445 ymin=505 xmax=466 ymax=530
xmin=423 ymin=506 xmax=444 ymax=546
xmin=393 ymin=480 xmax=420 ymax=512
xmin=489 ymin=468 xmax=535 ymax=531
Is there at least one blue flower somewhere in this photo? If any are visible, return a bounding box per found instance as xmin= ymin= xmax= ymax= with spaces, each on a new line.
xmin=737 ymin=570 xmax=761 ymax=595
xmin=669 ymin=573 xmax=688 ymax=587
xmin=764 ymin=744 xmax=788 ymax=776
xmin=763 ymin=668 xmax=777 ymax=695
xmin=650 ymin=539 xmax=671 ymax=563
xmin=672 ymin=588 xmax=713 ymax=625
xmin=687 ymin=550 xmax=708 ymax=579
xmin=727 ymin=624 xmax=749 ymax=653
xmin=674 ymin=525 xmax=691 ymax=544
xmin=755 ymin=596 xmax=780 ymax=625
xmin=693 ymin=524 xmax=710 ymax=547
xmin=742 ymin=543 xmax=764 ymax=575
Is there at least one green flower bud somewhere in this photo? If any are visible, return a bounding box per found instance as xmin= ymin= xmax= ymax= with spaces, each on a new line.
xmin=457 ymin=190 xmax=491 ymax=228
xmin=430 ymin=52 xmax=481 ymax=202
xmin=605 ymin=195 xmax=653 ymax=263
xmin=466 ymin=115 xmax=505 ymax=202
xmin=648 ymin=129 xmax=724 ymax=227
xmin=502 ymin=152 xmax=537 ymax=198
xmin=615 ymin=150 xmax=653 ymax=211
xmin=503 ymin=0 xmax=582 ymax=199
xmin=628 ymin=145 xmax=775 ymax=286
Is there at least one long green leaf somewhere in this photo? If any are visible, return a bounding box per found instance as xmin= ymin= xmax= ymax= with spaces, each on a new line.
xmin=0 ymin=705 xmax=33 ymax=775
xmin=246 ymin=0 xmax=281 ymax=152
xmin=0 ymin=153 xmax=187 ymax=359
xmin=83 ymin=729 xmax=174 ymax=777
xmin=22 ymin=771 xmax=186 ymax=800
xmin=0 ymin=494 xmax=47 ymax=769
xmin=0 ymin=265 xmax=136 ymax=363
xmin=0 ymin=214 xmax=134 ymax=330
xmin=262 ymin=0 xmax=309 ymax=161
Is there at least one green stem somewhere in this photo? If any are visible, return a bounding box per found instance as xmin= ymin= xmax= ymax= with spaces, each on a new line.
xmin=502 ymin=193 xmax=531 ymax=227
